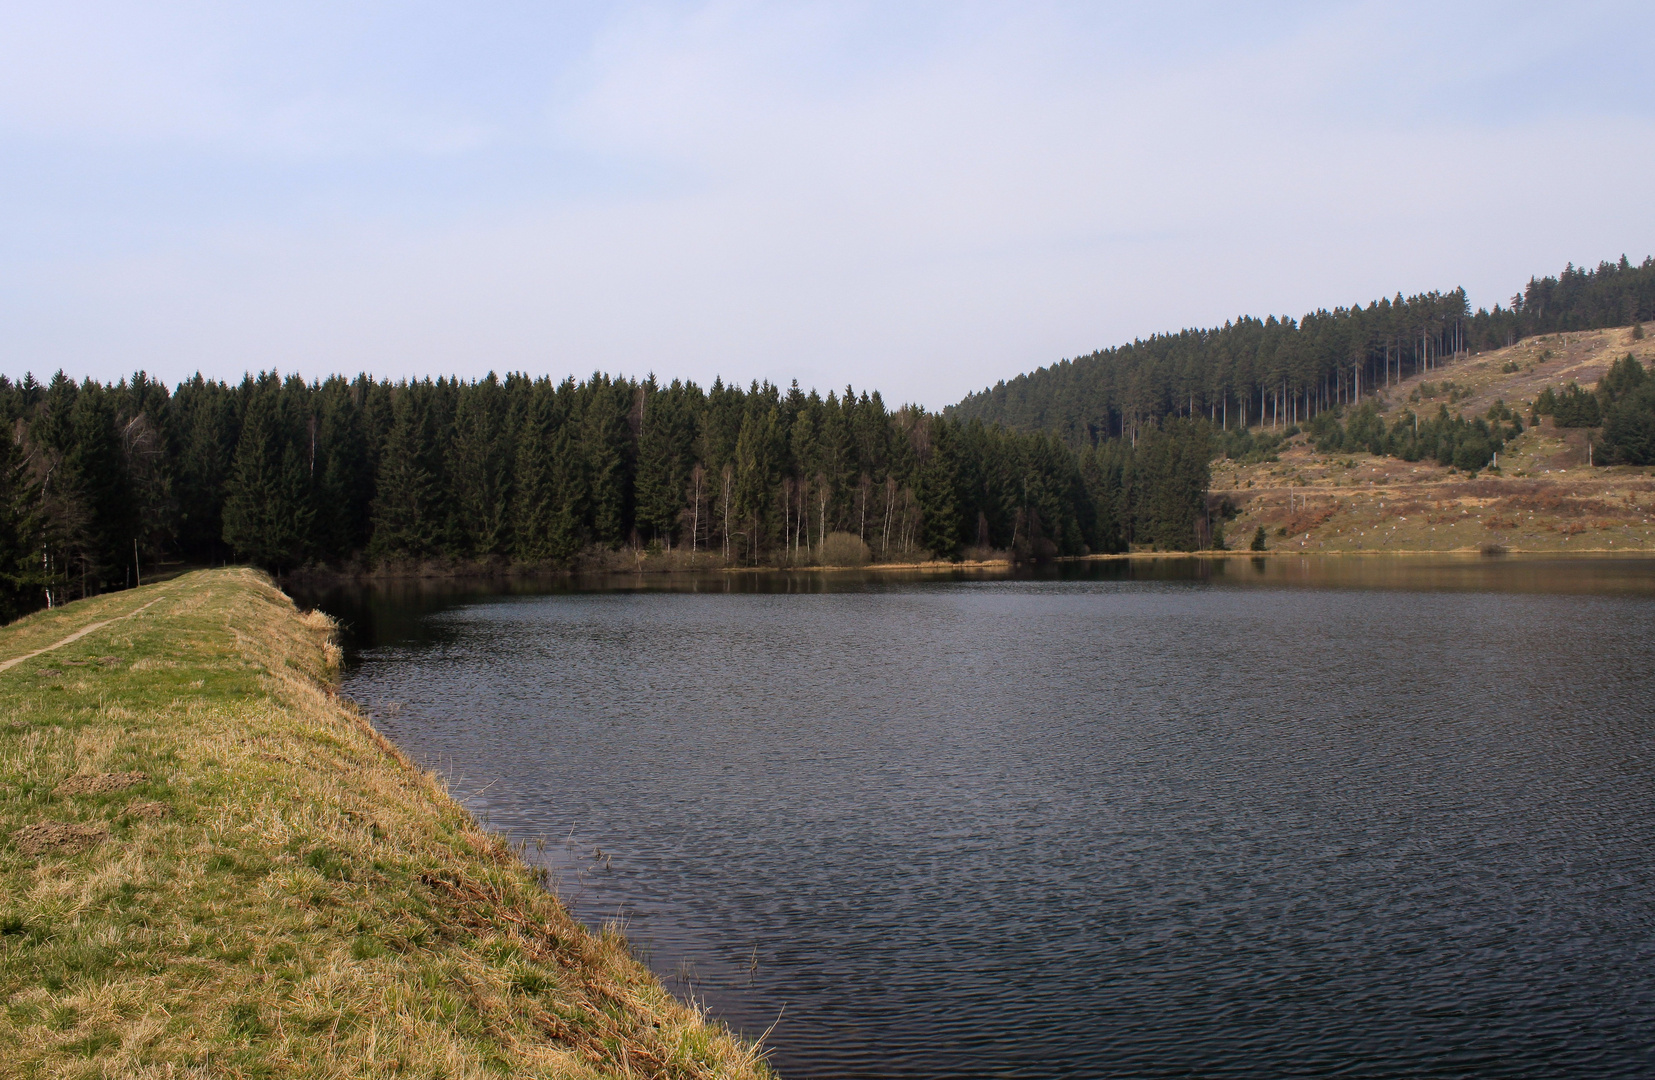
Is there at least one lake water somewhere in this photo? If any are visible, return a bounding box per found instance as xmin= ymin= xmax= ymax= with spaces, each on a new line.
xmin=294 ymin=556 xmax=1655 ymax=1078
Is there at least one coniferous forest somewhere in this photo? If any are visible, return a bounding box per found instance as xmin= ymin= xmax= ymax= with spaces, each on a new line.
xmin=952 ymin=256 xmax=1655 ymax=442
xmin=0 ymin=372 xmax=1214 ymax=622
xmin=2 ymin=254 xmax=1651 ymax=623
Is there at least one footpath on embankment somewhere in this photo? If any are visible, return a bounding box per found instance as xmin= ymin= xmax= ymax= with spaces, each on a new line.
xmin=0 ymin=568 xmax=770 ymax=1079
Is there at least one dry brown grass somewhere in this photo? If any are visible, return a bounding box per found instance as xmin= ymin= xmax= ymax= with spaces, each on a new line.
xmin=1205 ymin=327 xmax=1655 ymax=553
xmin=0 ymin=568 xmax=773 ymax=1079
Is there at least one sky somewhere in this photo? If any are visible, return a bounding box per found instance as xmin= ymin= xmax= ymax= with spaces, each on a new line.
xmin=2 ymin=2 xmax=1653 ymax=409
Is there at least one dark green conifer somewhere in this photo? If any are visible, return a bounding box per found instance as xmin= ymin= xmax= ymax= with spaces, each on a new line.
xmin=580 ymin=376 xmax=634 ymax=547
xmin=634 ymin=378 xmax=693 ymax=547
xmin=368 ymin=386 xmax=444 ymax=562
xmin=222 ymin=376 xmax=313 ymax=571
xmin=448 ymin=375 xmax=511 ymax=558
xmin=0 ymin=420 xmax=44 ymax=620
xmin=915 ymin=416 xmax=961 ymax=559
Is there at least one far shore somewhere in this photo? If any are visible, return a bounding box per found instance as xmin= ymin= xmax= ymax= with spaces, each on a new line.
xmin=264 ymin=544 xmax=1655 ymax=591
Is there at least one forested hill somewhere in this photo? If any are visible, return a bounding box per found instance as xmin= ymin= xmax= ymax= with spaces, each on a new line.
xmin=0 ymin=370 xmax=1216 ymax=621
xmin=950 ymin=256 xmax=1655 ymax=444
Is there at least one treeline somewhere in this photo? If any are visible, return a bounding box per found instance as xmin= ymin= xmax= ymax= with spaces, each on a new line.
xmin=0 ymin=371 xmax=1218 ymax=621
xmin=952 ymin=256 xmax=1655 ymax=443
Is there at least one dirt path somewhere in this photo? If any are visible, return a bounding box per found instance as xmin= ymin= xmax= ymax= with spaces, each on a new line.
xmin=0 ymin=595 xmax=168 ymax=673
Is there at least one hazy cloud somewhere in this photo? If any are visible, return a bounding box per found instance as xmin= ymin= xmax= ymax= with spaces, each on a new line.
xmin=1 ymin=1 xmax=1652 ymax=406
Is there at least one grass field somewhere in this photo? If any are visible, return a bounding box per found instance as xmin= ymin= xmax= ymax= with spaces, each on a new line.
xmin=0 ymin=569 xmax=770 ymax=1080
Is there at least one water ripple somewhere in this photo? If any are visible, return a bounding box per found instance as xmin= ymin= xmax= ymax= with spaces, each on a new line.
xmin=308 ymin=565 xmax=1655 ymax=1078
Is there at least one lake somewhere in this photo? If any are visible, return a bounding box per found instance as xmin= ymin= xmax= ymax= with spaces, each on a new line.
xmin=293 ymin=555 xmax=1655 ymax=1078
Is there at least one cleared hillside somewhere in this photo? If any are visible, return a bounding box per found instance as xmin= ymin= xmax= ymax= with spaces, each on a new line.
xmin=1214 ymin=324 xmax=1655 ymax=553
xmin=952 ymin=256 xmax=1655 ymax=443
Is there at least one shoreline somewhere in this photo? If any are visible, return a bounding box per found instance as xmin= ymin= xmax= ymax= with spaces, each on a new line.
xmin=272 ymin=546 xmax=1653 ymax=591
xmin=1067 ymin=547 xmax=1654 ymax=559
xmin=0 ymin=569 xmax=771 ymax=1078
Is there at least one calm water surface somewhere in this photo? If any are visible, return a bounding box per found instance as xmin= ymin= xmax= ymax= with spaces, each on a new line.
xmin=295 ymin=557 xmax=1655 ymax=1078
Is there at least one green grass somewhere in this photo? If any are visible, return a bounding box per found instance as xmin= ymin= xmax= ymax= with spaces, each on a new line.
xmin=0 ymin=568 xmax=771 ymax=1079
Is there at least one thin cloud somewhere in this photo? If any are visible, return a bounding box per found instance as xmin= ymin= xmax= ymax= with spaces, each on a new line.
xmin=0 ymin=2 xmax=1651 ymax=407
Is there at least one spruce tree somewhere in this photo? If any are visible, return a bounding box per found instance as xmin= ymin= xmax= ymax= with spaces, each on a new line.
xmin=511 ymin=382 xmax=585 ymax=565
xmin=63 ymin=382 xmax=135 ymax=589
xmin=0 ymin=421 xmax=44 ymax=621
xmin=312 ymin=376 xmax=373 ymax=562
xmin=634 ymin=378 xmax=692 ymax=547
xmin=221 ymin=377 xmax=313 ymax=571
xmin=1600 ymin=383 xmax=1655 ymax=464
xmin=449 ymin=376 xmax=510 ymax=558
xmin=580 ymin=376 xmax=635 ymax=547
xmin=117 ymin=373 xmax=177 ymax=573
xmin=368 ymin=387 xmax=443 ymax=562
xmin=915 ymin=416 xmax=961 ymax=559
xmin=170 ymin=375 xmax=239 ymax=563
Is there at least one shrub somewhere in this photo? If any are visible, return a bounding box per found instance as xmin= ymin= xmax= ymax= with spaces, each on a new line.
xmin=816 ymin=531 xmax=871 ymax=567
xmin=1453 ymin=434 xmax=1493 ymax=472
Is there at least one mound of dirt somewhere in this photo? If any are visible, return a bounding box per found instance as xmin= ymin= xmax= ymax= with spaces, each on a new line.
xmin=14 ymin=822 xmax=108 ymax=856
xmin=97 ymin=656 xmax=122 ymax=666
xmin=35 ymin=669 xmax=61 ymax=678
xmin=124 ymin=800 xmax=171 ymax=821
xmin=54 ymin=771 xmax=148 ymax=796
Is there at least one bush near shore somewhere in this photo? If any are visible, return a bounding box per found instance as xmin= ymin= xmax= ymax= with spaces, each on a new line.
xmin=0 ymin=568 xmax=770 ymax=1079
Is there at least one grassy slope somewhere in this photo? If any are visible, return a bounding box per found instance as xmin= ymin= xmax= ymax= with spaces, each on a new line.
xmin=0 ymin=569 xmax=770 ymax=1080
xmin=1212 ymin=324 xmax=1655 ymax=553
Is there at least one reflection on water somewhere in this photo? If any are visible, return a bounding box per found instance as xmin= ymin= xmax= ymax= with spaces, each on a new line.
xmin=293 ymin=556 xmax=1655 ymax=1079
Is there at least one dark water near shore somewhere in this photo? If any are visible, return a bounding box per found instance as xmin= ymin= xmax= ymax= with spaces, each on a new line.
xmin=294 ymin=556 xmax=1655 ymax=1078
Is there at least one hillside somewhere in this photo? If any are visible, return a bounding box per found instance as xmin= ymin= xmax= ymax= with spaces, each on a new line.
xmin=952 ymin=255 xmax=1655 ymax=444
xmin=0 ymin=569 xmax=770 ymax=1078
xmin=1214 ymin=324 xmax=1655 ymax=552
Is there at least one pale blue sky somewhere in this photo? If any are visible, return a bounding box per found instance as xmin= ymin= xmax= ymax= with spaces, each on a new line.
xmin=2 ymin=2 xmax=1652 ymax=407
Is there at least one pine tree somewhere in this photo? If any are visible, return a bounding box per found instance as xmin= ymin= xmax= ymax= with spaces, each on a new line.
xmin=732 ymin=401 xmax=782 ymax=562
xmin=221 ymin=376 xmax=314 ymax=571
xmin=312 ymin=377 xmax=373 ymax=563
xmin=368 ymin=386 xmax=444 ymax=561
xmin=0 ymin=420 xmax=44 ymax=621
xmin=1079 ymin=442 xmax=1126 ymax=554
xmin=634 ymin=378 xmax=692 ymax=547
xmin=29 ymin=374 xmax=92 ymax=599
xmin=60 ymin=382 xmax=136 ymax=590
xmin=1131 ymin=420 xmax=1212 ymax=551
xmin=915 ymin=416 xmax=961 ymax=559
xmin=169 ymin=375 xmax=239 ymax=563
xmin=580 ymin=376 xmax=635 ymax=547
xmin=511 ymin=382 xmax=584 ymax=565
xmin=449 ymin=376 xmax=511 ymax=558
